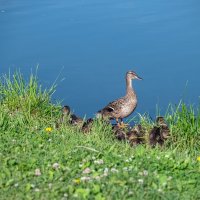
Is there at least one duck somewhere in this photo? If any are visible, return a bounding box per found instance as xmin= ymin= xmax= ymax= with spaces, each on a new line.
xmin=97 ymin=71 xmax=142 ymax=128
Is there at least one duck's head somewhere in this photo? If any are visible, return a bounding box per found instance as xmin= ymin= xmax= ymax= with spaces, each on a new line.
xmin=126 ymin=71 xmax=142 ymax=80
xmin=62 ymin=105 xmax=71 ymax=115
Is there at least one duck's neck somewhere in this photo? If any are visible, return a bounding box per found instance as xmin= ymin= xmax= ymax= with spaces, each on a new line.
xmin=126 ymin=78 xmax=135 ymax=96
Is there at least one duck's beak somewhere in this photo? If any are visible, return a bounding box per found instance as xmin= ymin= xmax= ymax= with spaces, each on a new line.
xmin=135 ymin=75 xmax=143 ymax=80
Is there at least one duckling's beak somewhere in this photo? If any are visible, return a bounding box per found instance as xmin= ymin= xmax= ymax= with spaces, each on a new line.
xmin=135 ymin=75 xmax=143 ymax=80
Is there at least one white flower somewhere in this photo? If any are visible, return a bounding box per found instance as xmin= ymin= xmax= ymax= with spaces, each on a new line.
xmin=158 ymin=188 xmax=163 ymax=193
xmin=125 ymin=158 xmax=132 ymax=162
xmin=123 ymin=167 xmax=128 ymax=171
xmin=102 ymin=173 xmax=108 ymax=177
xmin=35 ymin=168 xmax=41 ymax=176
xmin=153 ymin=171 xmax=157 ymax=175
xmin=143 ymin=170 xmax=148 ymax=176
xmin=35 ymin=188 xmax=40 ymax=192
xmin=138 ymin=179 xmax=144 ymax=184
xmin=79 ymin=164 xmax=83 ymax=168
xmin=167 ymin=176 xmax=172 ymax=181
xmin=94 ymin=176 xmax=100 ymax=180
xmin=64 ymin=193 xmax=68 ymax=197
xmin=162 ymin=182 xmax=167 ymax=186
xmin=80 ymin=176 xmax=91 ymax=181
xmin=94 ymin=159 xmax=104 ymax=165
xmin=111 ymin=168 xmax=119 ymax=173
xmin=52 ymin=163 xmax=59 ymax=170
xmin=83 ymin=167 xmax=91 ymax=174
xmin=128 ymin=191 xmax=133 ymax=195
xmin=104 ymin=168 xmax=109 ymax=173
xmin=14 ymin=183 xmax=19 ymax=187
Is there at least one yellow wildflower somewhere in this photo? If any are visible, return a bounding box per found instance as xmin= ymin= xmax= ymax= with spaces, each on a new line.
xmin=45 ymin=127 xmax=52 ymax=132
xmin=73 ymin=178 xmax=81 ymax=184
xmin=197 ymin=156 xmax=200 ymax=161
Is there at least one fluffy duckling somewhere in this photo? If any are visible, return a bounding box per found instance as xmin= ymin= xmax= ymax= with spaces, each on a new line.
xmin=56 ymin=105 xmax=71 ymax=128
xmin=149 ymin=126 xmax=163 ymax=147
xmin=62 ymin=105 xmax=71 ymax=121
xmin=156 ymin=116 xmax=170 ymax=140
xmin=115 ymin=129 xmax=127 ymax=141
xmin=149 ymin=116 xmax=170 ymax=147
xmin=112 ymin=125 xmax=127 ymax=141
xmin=126 ymin=124 xmax=145 ymax=146
xmin=62 ymin=105 xmax=83 ymax=126
xmin=62 ymin=105 xmax=71 ymax=115
xmin=70 ymin=114 xmax=83 ymax=126
xmin=81 ymin=118 xmax=94 ymax=133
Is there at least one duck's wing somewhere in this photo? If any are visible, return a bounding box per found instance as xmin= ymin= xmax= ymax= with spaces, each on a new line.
xmin=100 ymin=97 xmax=126 ymax=115
xmin=106 ymin=98 xmax=125 ymax=111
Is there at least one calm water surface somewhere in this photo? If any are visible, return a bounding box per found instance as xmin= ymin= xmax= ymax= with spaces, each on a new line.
xmin=0 ymin=0 xmax=200 ymax=119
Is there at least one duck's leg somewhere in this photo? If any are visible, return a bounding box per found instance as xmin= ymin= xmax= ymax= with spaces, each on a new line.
xmin=116 ymin=118 xmax=120 ymax=126
xmin=117 ymin=118 xmax=129 ymax=129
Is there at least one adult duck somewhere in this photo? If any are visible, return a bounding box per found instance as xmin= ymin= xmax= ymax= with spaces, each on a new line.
xmin=97 ymin=71 xmax=142 ymax=128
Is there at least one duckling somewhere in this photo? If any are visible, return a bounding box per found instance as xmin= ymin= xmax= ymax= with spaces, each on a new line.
xmin=70 ymin=114 xmax=83 ymax=126
xmin=62 ymin=105 xmax=71 ymax=122
xmin=115 ymin=130 xmax=127 ymax=141
xmin=97 ymin=71 xmax=142 ymax=128
xmin=56 ymin=105 xmax=71 ymax=128
xmin=127 ymin=132 xmax=140 ymax=146
xmin=62 ymin=105 xmax=70 ymax=115
xmin=149 ymin=126 xmax=163 ymax=147
xmin=127 ymin=124 xmax=145 ymax=146
xmin=133 ymin=124 xmax=145 ymax=138
xmin=112 ymin=125 xmax=127 ymax=141
xmin=156 ymin=116 xmax=170 ymax=140
xmin=149 ymin=116 xmax=170 ymax=147
xmin=81 ymin=118 xmax=94 ymax=133
xmin=62 ymin=106 xmax=83 ymax=126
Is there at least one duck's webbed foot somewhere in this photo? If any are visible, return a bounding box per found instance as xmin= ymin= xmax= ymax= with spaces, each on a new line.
xmin=116 ymin=119 xmax=129 ymax=129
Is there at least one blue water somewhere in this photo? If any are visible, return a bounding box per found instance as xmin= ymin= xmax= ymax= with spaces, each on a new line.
xmin=1 ymin=0 xmax=200 ymax=119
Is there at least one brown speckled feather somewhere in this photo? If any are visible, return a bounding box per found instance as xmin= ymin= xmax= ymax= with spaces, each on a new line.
xmin=97 ymin=71 xmax=141 ymax=122
xmin=99 ymin=95 xmax=137 ymax=120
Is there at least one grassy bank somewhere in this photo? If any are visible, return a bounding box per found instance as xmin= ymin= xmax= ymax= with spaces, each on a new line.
xmin=0 ymin=72 xmax=200 ymax=200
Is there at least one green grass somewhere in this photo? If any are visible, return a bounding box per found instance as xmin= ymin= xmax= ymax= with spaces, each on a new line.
xmin=0 ymin=71 xmax=200 ymax=200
